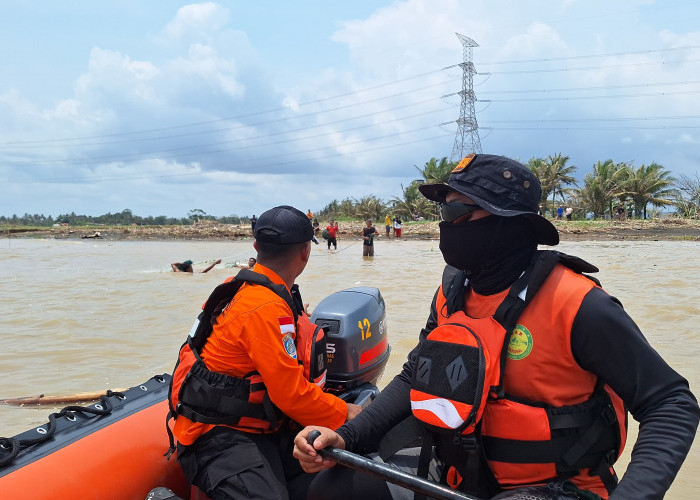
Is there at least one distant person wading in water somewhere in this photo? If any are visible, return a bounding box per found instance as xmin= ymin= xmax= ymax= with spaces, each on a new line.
xmin=234 ymin=257 xmax=257 ymax=270
xmin=171 ymin=259 xmax=221 ymax=273
xmin=325 ymin=220 xmax=338 ymax=250
xmin=361 ymin=219 xmax=379 ymax=257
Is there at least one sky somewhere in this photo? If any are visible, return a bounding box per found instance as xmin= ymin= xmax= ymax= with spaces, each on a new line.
xmin=1 ymin=0 xmax=699 ymax=219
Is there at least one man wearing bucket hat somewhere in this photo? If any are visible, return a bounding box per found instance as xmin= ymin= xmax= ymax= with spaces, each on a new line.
xmin=172 ymin=206 xmax=361 ymax=500
xmin=294 ymin=155 xmax=698 ymax=500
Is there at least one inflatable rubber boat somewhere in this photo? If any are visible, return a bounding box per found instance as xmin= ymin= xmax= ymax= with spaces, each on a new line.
xmin=0 ymin=287 xmax=390 ymax=500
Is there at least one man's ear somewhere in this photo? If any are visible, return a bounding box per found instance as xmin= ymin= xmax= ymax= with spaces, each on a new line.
xmin=253 ymin=241 xmax=259 ymax=252
xmin=300 ymin=242 xmax=311 ymax=264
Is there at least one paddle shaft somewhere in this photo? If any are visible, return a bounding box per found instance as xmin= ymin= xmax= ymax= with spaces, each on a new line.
xmin=306 ymin=430 xmax=479 ymax=500
xmin=0 ymin=388 xmax=128 ymax=406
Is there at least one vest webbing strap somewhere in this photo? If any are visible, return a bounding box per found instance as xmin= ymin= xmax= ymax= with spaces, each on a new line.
xmin=490 ymin=251 xmax=560 ymax=398
xmin=190 ymin=268 xmax=299 ymax=352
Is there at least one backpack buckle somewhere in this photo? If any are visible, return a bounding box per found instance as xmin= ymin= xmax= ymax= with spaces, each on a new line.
xmin=453 ymin=434 xmax=477 ymax=452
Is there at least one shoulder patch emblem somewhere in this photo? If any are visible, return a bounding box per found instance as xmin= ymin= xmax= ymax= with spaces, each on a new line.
xmin=507 ymin=324 xmax=533 ymax=360
xmin=282 ymin=333 xmax=297 ymax=359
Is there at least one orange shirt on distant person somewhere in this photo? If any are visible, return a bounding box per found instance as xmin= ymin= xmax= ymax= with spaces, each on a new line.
xmin=173 ymin=264 xmax=347 ymax=445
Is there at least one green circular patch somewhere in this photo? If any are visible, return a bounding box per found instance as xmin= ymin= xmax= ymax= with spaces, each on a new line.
xmin=507 ymin=325 xmax=533 ymax=360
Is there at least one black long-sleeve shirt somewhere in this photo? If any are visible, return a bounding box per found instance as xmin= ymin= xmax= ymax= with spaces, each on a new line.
xmin=337 ymin=285 xmax=699 ymax=499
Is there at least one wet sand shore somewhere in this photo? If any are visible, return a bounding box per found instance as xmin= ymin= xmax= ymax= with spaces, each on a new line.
xmin=6 ymin=218 xmax=700 ymax=242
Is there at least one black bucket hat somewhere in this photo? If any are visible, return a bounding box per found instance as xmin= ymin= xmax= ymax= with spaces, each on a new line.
xmin=254 ymin=205 xmax=314 ymax=245
xmin=419 ymin=154 xmax=559 ymax=246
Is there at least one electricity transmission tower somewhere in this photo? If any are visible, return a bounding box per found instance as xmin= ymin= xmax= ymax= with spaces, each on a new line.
xmin=450 ymin=33 xmax=482 ymax=160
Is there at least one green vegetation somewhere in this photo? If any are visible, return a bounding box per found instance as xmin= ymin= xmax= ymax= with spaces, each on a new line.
xmin=317 ymin=155 xmax=698 ymax=222
xmin=0 ymin=208 xmax=250 ymax=228
xmin=2 ymin=156 xmax=699 ymax=227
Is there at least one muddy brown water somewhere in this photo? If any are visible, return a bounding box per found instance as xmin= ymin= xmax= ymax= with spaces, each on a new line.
xmin=1 ymin=237 xmax=698 ymax=496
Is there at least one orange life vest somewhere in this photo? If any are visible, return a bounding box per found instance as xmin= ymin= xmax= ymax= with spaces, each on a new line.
xmin=166 ymin=270 xmax=327 ymax=454
xmin=409 ymin=251 xmax=627 ymax=497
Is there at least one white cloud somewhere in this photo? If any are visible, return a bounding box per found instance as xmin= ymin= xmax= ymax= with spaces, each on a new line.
xmin=668 ymin=133 xmax=698 ymax=145
xmin=75 ymin=48 xmax=161 ymax=106
xmin=3 ymin=1 xmax=700 ymax=218
xmin=163 ymin=2 xmax=230 ymax=42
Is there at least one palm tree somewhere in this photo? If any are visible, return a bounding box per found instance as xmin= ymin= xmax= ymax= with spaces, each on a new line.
xmin=526 ymin=157 xmax=549 ymax=211
xmin=544 ymin=154 xmax=578 ymax=208
xmin=337 ymin=198 xmax=357 ymax=218
xmin=353 ymin=195 xmax=387 ymax=221
xmin=415 ymin=157 xmax=455 ymax=184
xmin=390 ymin=181 xmax=437 ymax=220
xmin=577 ymin=173 xmax=609 ymax=219
xmin=622 ymin=163 xmax=676 ymax=218
xmin=674 ymin=174 xmax=700 ymax=218
xmin=592 ymin=160 xmax=630 ymax=218
xmin=527 ymin=155 xmax=577 ymax=216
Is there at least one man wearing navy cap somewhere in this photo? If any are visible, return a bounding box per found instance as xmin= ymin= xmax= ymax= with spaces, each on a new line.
xmin=295 ymin=155 xmax=698 ymax=500
xmin=172 ymin=205 xmax=361 ymax=500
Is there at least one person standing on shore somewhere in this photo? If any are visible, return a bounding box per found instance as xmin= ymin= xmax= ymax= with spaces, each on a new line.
xmin=250 ymin=215 xmax=257 ymax=233
xmin=393 ymin=215 xmax=402 ymax=238
xmin=294 ymin=154 xmax=699 ymax=500
xmin=361 ymin=219 xmax=379 ymax=257
xmin=384 ymin=214 xmax=392 ymax=238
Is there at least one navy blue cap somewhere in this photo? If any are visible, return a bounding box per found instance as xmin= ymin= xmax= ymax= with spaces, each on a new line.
xmin=254 ymin=206 xmax=314 ymax=245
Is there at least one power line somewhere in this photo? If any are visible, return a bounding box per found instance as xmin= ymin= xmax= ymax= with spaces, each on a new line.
xmin=481 ymin=79 xmax=700 ymax=95
xmin=480 ymin=88 xmax=700 ymax=102
xmin=1 ymin=45 xmax=698 ymax=148
xmin=8 ymin=132 xmax=453 ymax=184
xmin=0 ymin=70 xmax=453 ymax=147
xmin=478 ymin=44 xmax=700 ymax=65
xmin=1 ymin=103 xmax=450 ymax=167
xmin=481 ymin=57 xmax=700 ymax=76
xmin=4 ymin=84 xmax=698 ymax=168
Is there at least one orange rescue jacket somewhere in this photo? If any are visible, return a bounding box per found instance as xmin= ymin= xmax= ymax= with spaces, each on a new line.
xmin=168 ymin=266 xmax=346 ymax=449
xmin=411 ymin=251 xmax=626 ymax=498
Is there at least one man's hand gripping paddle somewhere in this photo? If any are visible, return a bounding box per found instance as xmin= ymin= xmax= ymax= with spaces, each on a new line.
xmin=306 ymin=429 xmax=480 ymax=500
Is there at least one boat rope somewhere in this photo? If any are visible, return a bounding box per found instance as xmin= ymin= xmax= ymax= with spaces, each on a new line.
xmin=316 ymin=239 xmax=361 ymax=256
xmin=0 ymin=389 xmax=124 ymax=468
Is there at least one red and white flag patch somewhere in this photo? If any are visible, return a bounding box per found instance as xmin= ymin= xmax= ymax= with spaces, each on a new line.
xmin=278 ymin=316 xmax=294 ymax=335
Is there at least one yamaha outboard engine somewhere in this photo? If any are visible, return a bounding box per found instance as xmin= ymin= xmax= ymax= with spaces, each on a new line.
xmin=311 ymin=287 xmax=390 ymax=404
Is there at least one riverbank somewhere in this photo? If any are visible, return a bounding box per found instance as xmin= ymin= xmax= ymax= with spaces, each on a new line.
xmin=5 ymin=217 xmax=700 ymax=242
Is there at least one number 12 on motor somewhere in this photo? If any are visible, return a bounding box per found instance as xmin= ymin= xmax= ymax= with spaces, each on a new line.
xmin=358 ymin=318 xmax=371 ymax=340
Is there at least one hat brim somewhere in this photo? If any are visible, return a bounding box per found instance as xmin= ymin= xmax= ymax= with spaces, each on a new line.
xmin=419 ymin=182 xmax=559 ymax=246
xmin=418 ymin=183 xmax=452 ymax=203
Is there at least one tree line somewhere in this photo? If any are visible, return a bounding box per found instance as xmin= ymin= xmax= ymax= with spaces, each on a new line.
xmin=3 ymin=155 xmax=699 ymax=227
xmin=317 ymin=155 xmax=700 ymax=222
xmin=0 ymin=209 xmax=251 ymax=228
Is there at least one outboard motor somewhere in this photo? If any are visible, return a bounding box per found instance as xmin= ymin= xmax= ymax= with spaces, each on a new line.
xmin=311 ymin=287 xmax=390 ymax=405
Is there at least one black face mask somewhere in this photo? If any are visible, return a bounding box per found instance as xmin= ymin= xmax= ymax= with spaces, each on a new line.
xmin=439 ymin=216 xmax=537 ymax=294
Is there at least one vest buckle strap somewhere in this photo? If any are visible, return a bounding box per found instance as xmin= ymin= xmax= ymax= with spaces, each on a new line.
xmin=453 ymin=433 xmax=478 ymax=452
